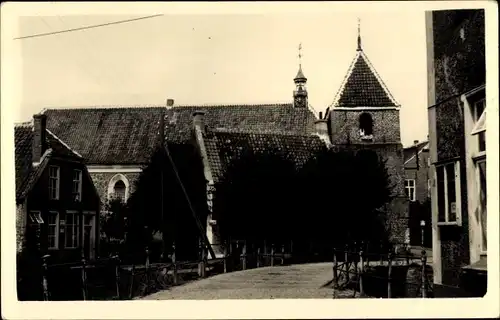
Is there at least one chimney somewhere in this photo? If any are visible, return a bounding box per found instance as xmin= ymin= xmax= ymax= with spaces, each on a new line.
xmin=314 ymin=119 xmax=331 ymax=146
xmin=193 ymin=111 xmax=206 ymax=134
xmin=32 ymin=114 xmax=47 ymax=163
xmin=166 ymin=99 xmax=175 ymax=107
xmin=319 ymin=111 xmax=323 ymax=120
xmin=414 ymin=140 xmax=419 ymax=145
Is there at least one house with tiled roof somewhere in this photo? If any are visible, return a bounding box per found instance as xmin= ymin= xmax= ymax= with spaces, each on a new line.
xmin=324 ymin=27 xmax=409 ymax=244
xmin=403 ymin=140 xmax=432 ymax=248
xmin=15 ymin=114 xmax=100 ymax=263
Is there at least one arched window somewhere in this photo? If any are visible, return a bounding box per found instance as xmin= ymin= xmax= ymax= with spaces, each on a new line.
xmin=113 ymin=180 xmax=126 ymax=201
xmin=359 ymin=112 xmax=374 ymax=137
xmin=107 ymin=174 xmax=130 ymax=203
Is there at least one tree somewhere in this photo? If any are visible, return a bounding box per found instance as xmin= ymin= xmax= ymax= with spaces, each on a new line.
xmin=215 ymin=148 xmax=298 ymax=243
xmin=126 ymin=143 xmax=208 ymax=261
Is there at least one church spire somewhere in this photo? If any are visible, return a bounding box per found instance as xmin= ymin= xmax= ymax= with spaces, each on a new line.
xmin=357 ymin=18 xmax=362 ymax=51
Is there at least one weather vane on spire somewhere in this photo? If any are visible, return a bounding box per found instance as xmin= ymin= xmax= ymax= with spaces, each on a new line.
xmin=298 ymin=42 xmax=303 ymax=65
xmin=357 ymin=18 xmax=362 ymax=51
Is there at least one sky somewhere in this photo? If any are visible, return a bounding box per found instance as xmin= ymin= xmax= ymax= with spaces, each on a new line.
xmin=18 ymin=13 xmax=428 ymax=147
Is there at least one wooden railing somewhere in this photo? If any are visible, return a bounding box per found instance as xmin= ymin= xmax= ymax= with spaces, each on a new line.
xmin=332 ymin=242 xmax=433 ymax=298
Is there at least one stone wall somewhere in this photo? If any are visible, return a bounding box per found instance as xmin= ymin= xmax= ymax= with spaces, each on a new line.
xmin=90 ymin=172 xmax=141 ymax=209
xmin=16 ymin=201 xmax=27 ymax=253
xmin=329 ymin=109 xmax=401 ymax=145
xmin=433 ymin=10 xmax=485 ymax=103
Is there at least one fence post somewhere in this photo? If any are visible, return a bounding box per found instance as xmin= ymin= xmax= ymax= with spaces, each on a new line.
xmin=421 ymin=250 xmax=427 ymax=298
xmin=257 ymin=247 xmax=261 ymax=268
xmin=387 ymin=252 xmax=393 ymax=298
xmin=145 ymin=246 xmax=150 ymax=293
xmin=379 ymin=242 xmax=384 ymax=264
xmin=172 ymin=243 xmax=178 ymax=285
xmin=241 ymin=241 xmax=247 ymax=271
xmin=271 ymin=244 xmax=275 ymax=267
xmin=129 ymin=263 xmax=136 ymax=299
xmin=223 ymin=243 xmax=228 ymax=273
xmin=81 ymin=252 xmax=88 ymax=301
xmin=199 ymin=242 xmax=206 ymax=278
xmin=114 ymin=254 xmax=121 ymax=300
xmin=359 ymin=250 xmax=365 ymax=297
xmin=281 ymin=244 xmax=285 ymax=265
xmin=41 ymin=254 xmax=50 ymax=301
xmin=332 ymin=248 xmax=338 ymax=299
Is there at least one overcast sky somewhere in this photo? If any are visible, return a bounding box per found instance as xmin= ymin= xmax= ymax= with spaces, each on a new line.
xmin=18 ymin=13 xmax=428 ymax=146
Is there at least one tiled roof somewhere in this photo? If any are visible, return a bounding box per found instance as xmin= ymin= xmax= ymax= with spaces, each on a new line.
xmin=203 ymin=131 xmax=326 ymax=183
xmin=44 ymin=107 xmax=165 ymax=165
xmin=165 ymin=104 xmax=317 ymax=143
xmin=14 ymin=124 xmax=82 ymax=202
xmin=332 ymin=50 xmax=398 ymax=108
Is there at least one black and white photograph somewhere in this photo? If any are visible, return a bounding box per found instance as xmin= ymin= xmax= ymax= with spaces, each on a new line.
xmin=1 ymin=2 xmax=498 ymax=319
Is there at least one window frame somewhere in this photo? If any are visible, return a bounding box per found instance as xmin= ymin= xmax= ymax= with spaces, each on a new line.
xmin=48 ymin=166 xmax=60 ymax=200
xmin=435 ymin=160 xmax=462 ymax=226
xmin=475 ymin=157 xmax=487 ymax=255
xmin=72 ymin=169 xmax=83 ymax=202
xmin=404 ymin=179 xmax=416 ymax=202
xmin=64 ymin=210 xmax=80 ymax=249
xmin=47 ymin=211 xmax=60 ymax=250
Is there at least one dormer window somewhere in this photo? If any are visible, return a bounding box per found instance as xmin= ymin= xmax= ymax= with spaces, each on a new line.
xmin=359 ymin=112 xmax=374 ymax=140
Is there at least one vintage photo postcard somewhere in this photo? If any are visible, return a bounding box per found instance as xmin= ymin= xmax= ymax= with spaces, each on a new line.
xmin=1 ymin=1 xmax=498 ymax=319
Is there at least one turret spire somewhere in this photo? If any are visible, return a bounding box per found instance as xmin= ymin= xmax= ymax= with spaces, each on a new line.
xmin=357 ymin=18 xmax=362 ymax=51
xmin=293 ymin=42 xmax=308 ymax=108
xmin=294 ymin=42 xmax=307 ymax=82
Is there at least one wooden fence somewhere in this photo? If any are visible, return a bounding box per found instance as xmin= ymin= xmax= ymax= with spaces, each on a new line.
xmin=332 ymin=242 xmax=433 ymax=298
xmin=33 ymin=239 xmax=295 ymax=301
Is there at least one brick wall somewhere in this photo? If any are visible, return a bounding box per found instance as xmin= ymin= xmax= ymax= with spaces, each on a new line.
xmin=329 ymin=109 xmax=401 ymax=145
xmin=90 ymin=172 xmax=141 ymax=209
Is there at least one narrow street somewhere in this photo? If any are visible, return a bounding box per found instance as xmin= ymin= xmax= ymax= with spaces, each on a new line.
xmin=141 ymin=262 xmax=357 ymax=300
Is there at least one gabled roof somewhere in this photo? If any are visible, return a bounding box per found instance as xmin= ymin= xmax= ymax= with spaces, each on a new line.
xmin=165 ymin=103 xmax=317 ymax=143
xmin=202 ymin=131 xmax=326 ymax=183
xmin=43 ymin=106 xmax=165 ymax=165
xmin=15 ymin=123 xmax=83 ymax=202
xmin=403 ymin=140 xmax=429 ymax=167
xmin=332 ymin=49 xmax=399 ymax=108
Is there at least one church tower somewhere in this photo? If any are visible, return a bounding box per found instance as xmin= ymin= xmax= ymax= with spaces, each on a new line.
xmin=293 ymin=43 xmax=308 ymax=108
xmin=328 ymin=20 xmax=401 ymax=145
xmin=326 ymin=20 xmax=408 ymax=244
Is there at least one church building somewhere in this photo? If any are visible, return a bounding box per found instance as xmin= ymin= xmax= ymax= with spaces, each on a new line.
xmin=21 ymin=23 xmax=409 ymax=257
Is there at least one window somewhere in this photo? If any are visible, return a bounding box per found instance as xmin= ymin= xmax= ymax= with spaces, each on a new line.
xmin=405 ymin=179 xmax=416 ymax=201
xmin=29 ymin=211 xmax=44 ymax=225
xmin=49 ymin=166 xmax=60 ymax=200
xmin=436 ymin=161 xmax=462 ymax=225
xmin=72 ymin=170 xmax=82 ymax=202
xmin=477 ymin=159 xmax=487 ymax=253
xmin=113 ymin=180 xmax=126 ymax=201
xmin=359 ymin=112 xmax=373 ymax=139
xmin=47 ymin=211 xmax=59 ymax=249
xmin=474 ymin=99 xmax=485 ymax=122
xmin=64 ymin=211 xmax=80 ymax=248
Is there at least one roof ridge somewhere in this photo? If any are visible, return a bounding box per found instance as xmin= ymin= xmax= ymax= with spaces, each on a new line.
xmin=46 ymin=129 xmax=83 ymax=158
xmin=360 ymin=51 xmax=399 ymax=106
xmin=212 ymin=130 xmax=320 ymax=139
xmin=174 ymin=102 xmax=293 ymax=108
xmin=330 ymin=51 xmax=361 ymax=108
xmin=15 ymin=121 xmax=34 ymax=128
xmin=44 ymin=105 xmax=165 ymax=111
